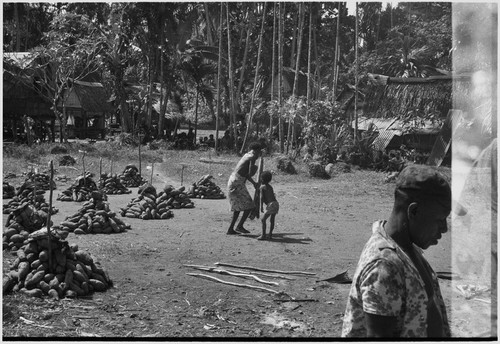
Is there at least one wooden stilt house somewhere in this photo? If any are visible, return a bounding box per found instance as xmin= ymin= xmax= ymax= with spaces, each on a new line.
xmin=58 ymin=79 xmax=114 ymax=139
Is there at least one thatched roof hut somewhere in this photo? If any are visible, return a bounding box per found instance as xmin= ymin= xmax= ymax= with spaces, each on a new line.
xmin=3 ymin=52 xmax=54 ymax=121
xmin=365 ymin=73 xmax=471 ymax=119
xmin=59 ymin=79 xmax=114 ymax=139
xmin=355 ymin=73 xmax=472 ymax=155
xmin=3 ymin=71 xmax=53 ymax=121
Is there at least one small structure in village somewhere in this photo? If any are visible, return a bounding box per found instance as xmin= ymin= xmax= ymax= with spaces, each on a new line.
xmin=59 ymin=79 xmax=114 ymax=140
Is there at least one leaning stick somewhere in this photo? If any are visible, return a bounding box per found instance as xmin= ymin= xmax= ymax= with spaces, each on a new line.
xmin=186 ymin=273 xmax=280 ymax=294
xmin=46 ymin=160 xmax=54 ymax=273
xmin=184 ymin=264 xmax=295 ymax=280
xmin=185 ymin=265 xmax=279 ymax=286
xmin=214 ymin=262 xmax=316 ymax=276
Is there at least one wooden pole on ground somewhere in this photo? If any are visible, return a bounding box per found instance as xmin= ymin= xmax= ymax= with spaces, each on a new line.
xmin=46 ymin=160 xmax=54 ymax=273
xmin=215 ymin=262 xmax=316 ymax=275
xmin=184 ymin=265 xmax=279 ymax=286
xmin=186 ymin=273 xmax=280 ymax=294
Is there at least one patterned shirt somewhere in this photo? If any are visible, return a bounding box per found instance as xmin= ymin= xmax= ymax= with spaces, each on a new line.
xmin=341 ymin=221 xmax=450 ymax=338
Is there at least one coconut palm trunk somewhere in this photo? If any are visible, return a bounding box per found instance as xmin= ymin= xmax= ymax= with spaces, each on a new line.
xmin=269 ymin=2 xmax=277 ymax=141
xmin=226 ymin=3 xmax=238 ymax=152
xmin=354 ymin=2 xmax=359 ymax=144
xmin=240 ymin=3 xmax=267 ymax=154
xmin=194 ymin=89 xmax=199 ymax=143
xmin=236 ymin=6 xmax=253 ymax=113
xmin=306 ymin=3 xmax=313 ymax=120
xmin=333 ymin=2 xmax=341 ymax=102
xmin=287 ymin=2 xmax=305 ymax=154
xmin=215 ymin=1 xmax=224 ymax=154
xmin=278 ymin=2 xmax=284 ymax=153
xmin=158 ymin=25 xmax=165 ymax=138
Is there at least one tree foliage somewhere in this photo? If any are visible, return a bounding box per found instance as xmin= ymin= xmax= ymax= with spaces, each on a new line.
xmin=4 ymin=1 xmax=456 ymax=151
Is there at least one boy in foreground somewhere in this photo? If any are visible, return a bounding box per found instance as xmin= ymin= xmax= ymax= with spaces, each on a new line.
xmin=342 ymin=164 xmax=452 ymax=338
xmin=257 ymin=171 xmax=279 ymax=240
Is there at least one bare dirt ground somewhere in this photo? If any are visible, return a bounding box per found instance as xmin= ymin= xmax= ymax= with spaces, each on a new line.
xmin=2 ymin=159 xmax=494 ymax=340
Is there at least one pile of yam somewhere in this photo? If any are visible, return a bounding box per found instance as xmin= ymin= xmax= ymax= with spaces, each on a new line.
xmin=3 ymin=183 xmax=58 ymax=215
xmin=158 ymin=184 xmax=195 ymax=209
xmin=3 ymin=228 xmax=112 ymax=299
xmin=3 ymin=203 xmax=53 ymax=252
xmin=24 ymin=171 xmax=56 ymax=191
xmin=308 ymin=162 xmax=330 ymax=179
xmin=59 ymin=191 xmax=130 ymax=235
xmin=57 ymin=173 xmax=106 ymax=202
xmin=119 ymin=165 xmax=147 ymax=187
xmin=119 ymin=184 xmax=182 ymax=220
xmin=3 ymin=181 xmax=15 ymax=199
xmin=186 ymin=175 xmax=225 ymax=199
xmin=99 ymin=173 xmax=131 ymax=195
xmin=58 ymin=155 xmax=76 ymax=166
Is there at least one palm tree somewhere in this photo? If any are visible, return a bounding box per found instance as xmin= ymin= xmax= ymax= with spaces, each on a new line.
xmin=269 ymin=2 xmax=277 ymax=141
xmin=240 ymin=3 xmax=267 ymax=154
xmin=226 ymin=3 xmax=238 ymax=151
xmin=278 ymin=2 xmax=285 ymax=153
xmin=180 ymin=49 xmax=216 ymax=144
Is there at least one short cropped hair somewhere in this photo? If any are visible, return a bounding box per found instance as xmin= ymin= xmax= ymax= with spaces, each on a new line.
xmin=393 ymin=188 xmax=451 ymax=213
xmin=261 ymin=170 xmax=272 ymax=184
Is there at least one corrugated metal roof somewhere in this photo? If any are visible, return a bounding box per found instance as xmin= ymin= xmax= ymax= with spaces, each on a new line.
xmin=372 ymin=130 xmax=398 ymax=151
xmin=353 ymin=116 xmax=440 ymax=134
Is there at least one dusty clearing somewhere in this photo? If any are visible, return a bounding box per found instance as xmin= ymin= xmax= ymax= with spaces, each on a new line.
xmin=2 ymin=157 xmax=493 ymax=339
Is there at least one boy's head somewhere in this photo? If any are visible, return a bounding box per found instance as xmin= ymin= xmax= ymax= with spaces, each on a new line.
xmin=394 ymin=164 xmax=452 ymax=249
xmin=261 ymin=170 xmax=272 ymax=184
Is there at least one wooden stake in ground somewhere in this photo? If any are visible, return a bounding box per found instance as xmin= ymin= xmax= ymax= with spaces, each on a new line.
xmin=79 ymin=150 xmax=87 ymax=187
xmin=110 ymin=159 xmax=113 ymax=175
xmin=180 ymin=163 xmax=187 ymax=186
xmin=148 ymin=163 xmax=154 ymax=184
xmin=46 ymin=160 xmax=54 ymax=273
xmin=215 ymin=262 xmax=316 ymax=276
xmin=138 ymin=133 xmax=143 ymax=179
xmin=250 ymin=156 xmax=264 ymax=219
xmin=186 ymin=273 xmax=280 ymax=294
xmin=99 ymin=157 xmax=102 ymax=178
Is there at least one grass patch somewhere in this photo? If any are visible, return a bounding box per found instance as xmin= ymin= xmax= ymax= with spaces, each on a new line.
xmin=2 ymin=141 xmax=322 ymax=188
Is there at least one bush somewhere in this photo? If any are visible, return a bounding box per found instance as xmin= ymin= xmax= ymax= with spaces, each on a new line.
xmin=275 ymin=155 xmax=297 ymax=174
xmin=50 ymin=145 xmax=69 ymax=154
